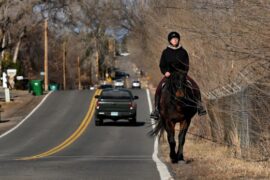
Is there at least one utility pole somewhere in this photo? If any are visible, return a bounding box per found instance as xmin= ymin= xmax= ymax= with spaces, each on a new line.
xmin=108 ymin=38 xmax=116 ymax=57
xmin=108 ymin=38 xmax=116 ymax=67
xmin=0 ymin=34 xmax=6 ymax=76
xmin=77 ymin=56 xmax=81 ymax=90
xmin=63 ymin=40 xmax=66 ymax=90
xmin=44 ymin=19 xmax=49 ymax=91
xmin=89 ymin=62 xmax=93 ymax=86
xmin=95 ymin=38 xmax=99 ymax=81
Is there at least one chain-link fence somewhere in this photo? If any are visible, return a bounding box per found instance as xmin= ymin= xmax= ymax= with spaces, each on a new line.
xmin=190 ymin=59 xmax=270 ymax=161
xmin=191 ymin=58 xmax=268 ymax=161
xmin=205 ymin=81 xmax=270 ymax=160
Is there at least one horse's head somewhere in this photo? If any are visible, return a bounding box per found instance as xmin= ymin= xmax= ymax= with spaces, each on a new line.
xmin=167 ymin=72 xmax=186 ymax=99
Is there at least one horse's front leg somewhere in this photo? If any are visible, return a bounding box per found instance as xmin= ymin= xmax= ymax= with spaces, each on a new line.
xmin=177 ymin=119 xmax=191 ymax=162
xmin=166 ymin=121 xmax=177 ymax=163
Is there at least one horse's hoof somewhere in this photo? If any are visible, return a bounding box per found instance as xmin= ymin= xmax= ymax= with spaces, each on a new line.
xmin=171 ymin=159 xmax=178 ymax=164
xmin=178 ymin=160 xmax=186 ymax=165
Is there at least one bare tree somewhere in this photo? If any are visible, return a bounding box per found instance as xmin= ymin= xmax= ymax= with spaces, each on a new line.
xmin=127 ymin=0 xmax=270 ymax=160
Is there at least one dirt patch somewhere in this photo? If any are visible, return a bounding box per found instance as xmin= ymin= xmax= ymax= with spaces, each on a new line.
xmin=0 ymin=90 xmax=44 ymax=135
xmin=160 ymin=134 xmax=270 ymax=179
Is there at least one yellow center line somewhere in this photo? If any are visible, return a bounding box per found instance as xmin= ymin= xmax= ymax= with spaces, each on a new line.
xmin=18 ymin=89 xmax=102 ymax=161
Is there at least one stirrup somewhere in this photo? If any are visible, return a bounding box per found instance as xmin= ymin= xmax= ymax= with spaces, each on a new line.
xmin=198 ymin=106 xmax=207 ymax=116
xmin=150 ymin=110 xmax=160 ymax=120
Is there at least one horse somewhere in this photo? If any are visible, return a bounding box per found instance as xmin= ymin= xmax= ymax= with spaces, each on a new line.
xmin=151 ymin=72 xmax=200 ymax=163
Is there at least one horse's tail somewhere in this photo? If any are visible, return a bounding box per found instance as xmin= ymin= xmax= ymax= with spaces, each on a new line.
xmin=148 ymin=117 xmax=166 ymax=139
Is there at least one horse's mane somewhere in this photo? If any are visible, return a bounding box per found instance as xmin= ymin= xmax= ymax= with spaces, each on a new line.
xmin=149 ymin=73 xmax=184 ymax=137
xmin=164 ymin=72 xmax=185 ymax=104
xmin=166 ymin=74 xmax=177 ymax=95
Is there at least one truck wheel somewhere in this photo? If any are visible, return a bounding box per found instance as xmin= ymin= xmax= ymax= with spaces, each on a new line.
xmin=130 ymin=116 xmax=136 ymax=124
xmin=95 ymin=119 xmax=103 ymax=126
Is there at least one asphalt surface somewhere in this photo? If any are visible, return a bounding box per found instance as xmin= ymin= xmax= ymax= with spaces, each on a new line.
xmin=0 ymin=89 xmax=160 ymax=180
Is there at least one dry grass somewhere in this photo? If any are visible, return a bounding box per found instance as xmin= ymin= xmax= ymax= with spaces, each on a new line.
xmin=160 ymin=134 xmax=270 ymax=179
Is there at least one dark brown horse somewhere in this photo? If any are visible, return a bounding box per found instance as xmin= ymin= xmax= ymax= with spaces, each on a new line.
xmin=151 ymin=72 xmax=200 ymax=163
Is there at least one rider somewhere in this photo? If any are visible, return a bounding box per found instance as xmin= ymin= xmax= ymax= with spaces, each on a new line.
xmin=150 ymin=31 xmax=207 ymax=119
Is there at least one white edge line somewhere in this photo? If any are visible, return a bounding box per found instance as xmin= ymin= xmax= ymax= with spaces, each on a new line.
xmin=0 ymin=91 xmax=52 ymax=139
xmin=146 ymin=89 xmax=174 ymax=180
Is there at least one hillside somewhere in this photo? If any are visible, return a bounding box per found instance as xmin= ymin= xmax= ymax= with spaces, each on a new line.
xmin=126 ymin=0 xmax=270 ymax=160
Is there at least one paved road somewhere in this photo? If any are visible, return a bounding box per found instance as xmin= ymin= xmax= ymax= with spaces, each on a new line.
xmin=0 ymin=89 xmax=161 ymax=180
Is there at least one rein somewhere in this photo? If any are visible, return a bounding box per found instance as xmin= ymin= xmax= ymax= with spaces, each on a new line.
xmin=166 ymin=73 xmax=184 ymax=97
xmin=164 ymin=73 xmax=198 ymax=108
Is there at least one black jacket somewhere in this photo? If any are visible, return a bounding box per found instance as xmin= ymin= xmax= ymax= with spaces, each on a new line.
xmin=159 ymin=46 xmax=189 ymax=75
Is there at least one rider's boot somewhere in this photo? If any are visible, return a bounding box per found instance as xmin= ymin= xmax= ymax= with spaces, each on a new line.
xmin=150 ymin=107 xmax=160 ymax=120
xmin=150 ymin=93 xmax=161 ymax=120
xmin=198 ymin=103 xmax=207 ymax=116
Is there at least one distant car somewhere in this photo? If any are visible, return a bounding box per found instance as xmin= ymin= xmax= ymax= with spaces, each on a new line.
xmin=98 ymin=84 xmax=113 ymax=89
xmin=132 ymin=80 xmax=141 ymax=89
xmin=114 ymin=71 xmax=130 ymax=80
xmin=114 ymin=79 xmax=124 ymax=88
xmin=120 ymin=52 xmax=130 ymax=56
xmin=95 ymin=89 xmax=139 ymax=125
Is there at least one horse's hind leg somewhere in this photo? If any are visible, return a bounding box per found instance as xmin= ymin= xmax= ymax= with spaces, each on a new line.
xmin=177 ymin=119 xmax=191 ymax=162
xmin=166 ymin=122 xmax=177 ymax=163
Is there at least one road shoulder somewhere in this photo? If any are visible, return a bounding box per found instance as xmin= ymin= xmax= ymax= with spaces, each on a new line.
xmin=0 ymin=90 xmax=44 ymax=135
xmin=160 ymin=131 xmax=270 ymax=179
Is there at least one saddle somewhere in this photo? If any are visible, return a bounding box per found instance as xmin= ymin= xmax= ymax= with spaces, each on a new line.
xmin=185 ymin=79 xmax=196 ymax=100
xmin=162 ymin=78 xmax=196 ymax=103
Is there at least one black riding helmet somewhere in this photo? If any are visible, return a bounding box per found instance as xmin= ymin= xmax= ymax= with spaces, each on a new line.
xmin=168 ymin=31 xmax=180 ymax=42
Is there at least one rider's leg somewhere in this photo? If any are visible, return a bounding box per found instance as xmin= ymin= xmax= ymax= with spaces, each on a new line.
xmin=182 ymin=73 xmax=188 ymax=95
xmin=150 ymin=77 xmax=166 ymax=119
xmin=186 ymin=76 xmax=207 ymax=116
xmin=196 ymin=90 xmax=207 ymax=116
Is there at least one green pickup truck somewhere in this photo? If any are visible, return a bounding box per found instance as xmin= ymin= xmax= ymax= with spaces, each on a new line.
xmin=94 ymin=89 xmax=139 ymax=126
